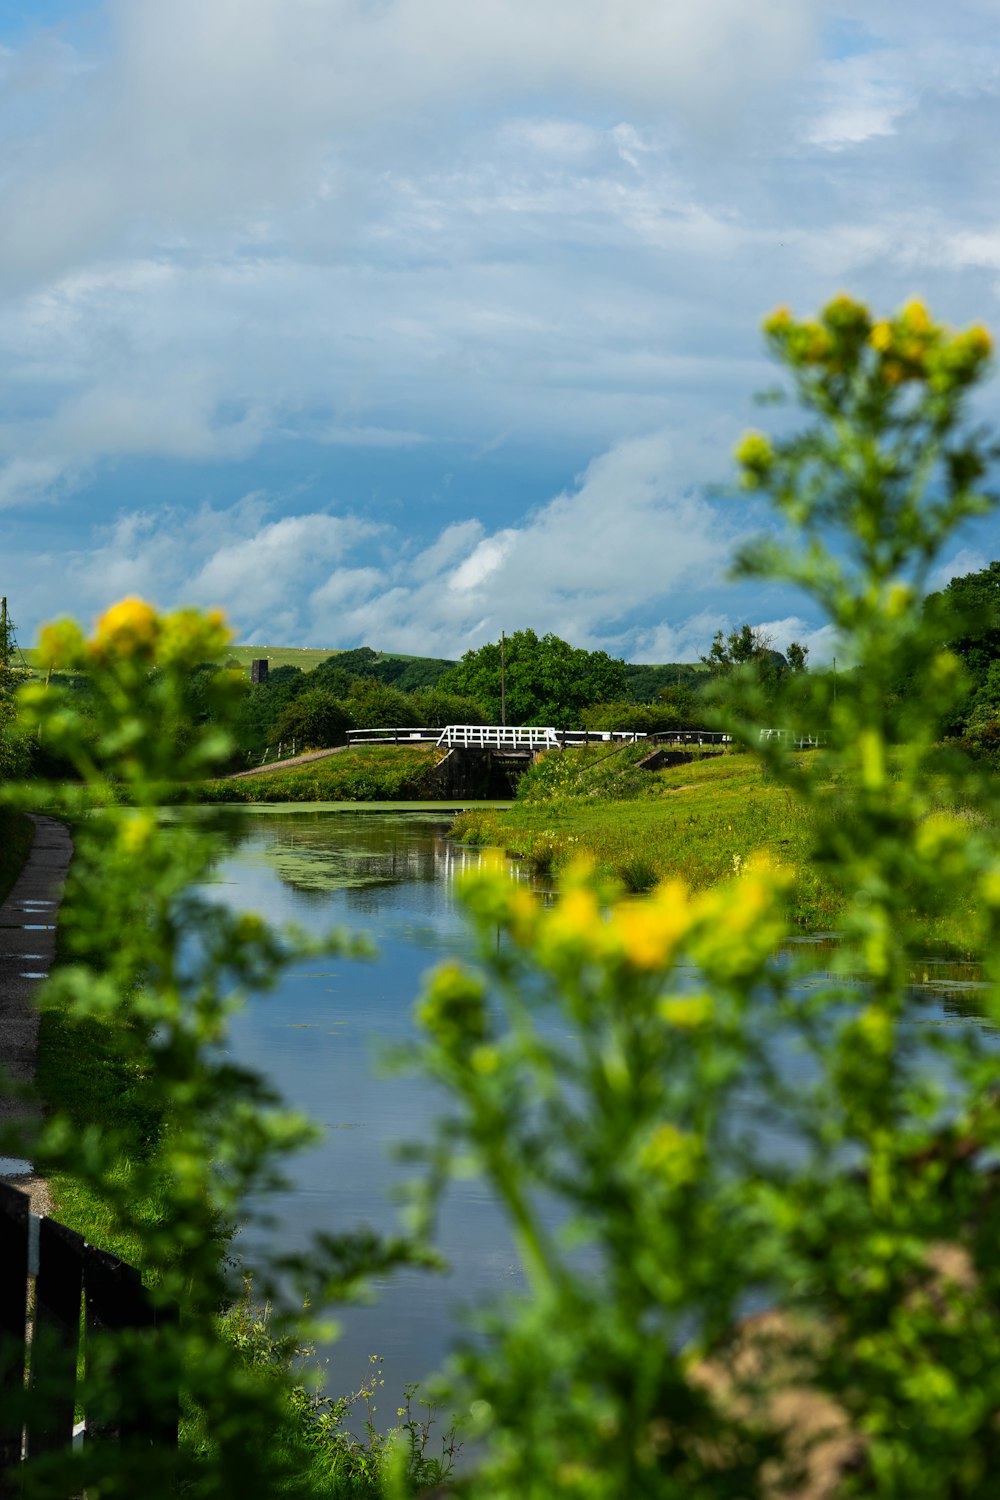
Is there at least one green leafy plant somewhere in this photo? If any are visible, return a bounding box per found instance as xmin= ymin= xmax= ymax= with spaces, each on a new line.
xmin=6 ymin=601 xmax=436 ymax=1499
xmin=405 ymin=297 xmax=1000 ymax=1497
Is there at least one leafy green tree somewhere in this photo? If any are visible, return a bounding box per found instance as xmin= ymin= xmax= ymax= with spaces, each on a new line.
xmin=442 ymin=629 xmax=628 ymax=727
xmin=274 ymin=686 xmax=352 ymax=749
xmin=580 ymin=696 xmax=699 ymax=734
xmin=346 ymin=678 xmax=421 ymax=730
xmin=230 ymin=667 xmax=306 ymax=758
xmin=623 ymin=661 xmax=706 ymax=701
xmin=924 ymin=558 xmax=1000 ymax=684
xmin=407 ymin=686 xmax=484 ymax=727
xmin=310 ymin=659 xmax=356 ymax=698
xmin=313 ymin=648 xmax=456 ymax=693
xmin=0 ymin=606 xmax=32 ymax=781
xmin=785 ymin=640 xmax=809 ymax=673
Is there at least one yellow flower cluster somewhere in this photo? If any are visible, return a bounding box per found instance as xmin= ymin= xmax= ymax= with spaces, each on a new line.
xmin=36 ymin=598 xmax=232 ymax=671
xmin=734 ymin=430 xmax=775 ymax=487
xmin=461 ymin=856 xmax=788 ymax=984
xmin=760 ymin=293 xmax=993 ymax=394
xmin=639 ymin=1122 xmax=703 ymax=1187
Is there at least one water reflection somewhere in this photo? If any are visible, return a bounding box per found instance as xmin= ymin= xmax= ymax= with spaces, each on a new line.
xmin=193 ymin=806 xmax=536 ymax=1411
xmin=237 ymin=812 xmax=496 ymax=899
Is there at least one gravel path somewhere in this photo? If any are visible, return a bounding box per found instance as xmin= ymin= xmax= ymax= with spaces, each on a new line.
xmin=222 ymin=744 xmax=349 ymax=780
xmin=0 ymin=814 xmax=73 ymax=1214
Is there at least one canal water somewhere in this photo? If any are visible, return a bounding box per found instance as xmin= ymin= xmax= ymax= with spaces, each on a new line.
xmin=201 ymin=802 xmax=529 ymax=1412
xmin=197 ymin=802 xmax=994 ymax=1418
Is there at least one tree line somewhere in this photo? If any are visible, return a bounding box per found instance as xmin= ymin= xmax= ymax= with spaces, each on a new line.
xmin=10 ymin=570 xmax=1000 ymax=771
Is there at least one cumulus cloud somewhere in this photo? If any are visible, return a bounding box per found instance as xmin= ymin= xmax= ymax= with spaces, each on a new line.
xmin=6 ymin=0 xmax=1000 ymax=662
xmin=11 ymin=433 xmax=762 ymax=659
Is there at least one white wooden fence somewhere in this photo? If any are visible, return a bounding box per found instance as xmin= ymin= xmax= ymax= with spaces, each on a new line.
xmin=345 ymin=725 xmax=650 ymax=749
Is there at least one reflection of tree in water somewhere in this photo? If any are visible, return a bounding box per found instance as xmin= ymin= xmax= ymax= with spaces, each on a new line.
xmin=780 ymin=937 xmax=993 ymax=1029
xmin=240 ymin=813 xmax=477 ymax=900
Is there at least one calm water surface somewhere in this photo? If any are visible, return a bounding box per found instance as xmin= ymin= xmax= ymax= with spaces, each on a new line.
xmin=202 ymin=803 xmax=531 ymax=1408
xmin=197 ymin=803 xmax=994 ymax=1412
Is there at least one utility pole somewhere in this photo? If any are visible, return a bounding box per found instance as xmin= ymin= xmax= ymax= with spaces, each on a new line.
xmin=0 ymin=597 xmax=8 ymax=668
xmin=500 ymin=630 xmax=507 ymax=727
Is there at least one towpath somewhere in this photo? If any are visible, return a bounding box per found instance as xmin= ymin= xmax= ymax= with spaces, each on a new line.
xmin=0 ymin=815 xmax=73 ymax=1213
xmin=222 ymin=744 xmax=349 ymax=780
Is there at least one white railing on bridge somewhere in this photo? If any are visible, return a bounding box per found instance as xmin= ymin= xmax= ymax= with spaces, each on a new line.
xmin=344 ymin=725 xmax=650 ymax=750
xmin=437 ymin=724 xmax=561 ymax=750
xmin=346 ymin=727 xmax=439 ymax=745
xmin=759 ymin=728 xmax=826 ymax=749
xmin=438 ymin=725 xmax=655 ymax=749
xmin=654 ymin=730 xmax=731 ymax=747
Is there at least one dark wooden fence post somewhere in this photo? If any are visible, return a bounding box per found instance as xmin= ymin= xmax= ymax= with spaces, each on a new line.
xmin=0 ymin=1184 xmax=29 ymax=1487
xmin=26 ymin=1217 xmax=85 ymax=1460
xmin=0 ymin=1184 xmax=177 ymax=1485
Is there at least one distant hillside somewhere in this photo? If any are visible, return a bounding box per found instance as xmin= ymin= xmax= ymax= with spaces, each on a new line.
xmin=20 ymin=639 xmax=709 ymax=702
xmin=221 ymin=645 xmax=345 ymax=673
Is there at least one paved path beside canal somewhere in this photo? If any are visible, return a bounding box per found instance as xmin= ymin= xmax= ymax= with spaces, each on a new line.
xmin=0 ymin=815 xmax=72 ymax=1213
xmin=223 ymin=744 xmax=348 ymax=779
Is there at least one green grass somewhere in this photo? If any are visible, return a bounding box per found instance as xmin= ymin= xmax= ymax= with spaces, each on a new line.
xmin=219 ymin=645 xmax=345 ymax=672
xmin=17 ymin=643 xmax=345 ymax=675
xmin=202 ymin=744 xmax=443 ymax=802
xmin=34 ymin=994 xmax=166 ymax=1263
xmin=452 ymin=754 xmax=838 ymax=927
xmin=453 ymin=753 xmax=991 ymax=947
xmin=0 ymin=807 xmax=34 ymax=903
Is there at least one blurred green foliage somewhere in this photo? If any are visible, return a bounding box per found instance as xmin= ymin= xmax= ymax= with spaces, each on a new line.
xmin=406 ymin=296 xmax=1000 ymax=1497
xmin=5 ymin=601 xmax=445 ymax=1498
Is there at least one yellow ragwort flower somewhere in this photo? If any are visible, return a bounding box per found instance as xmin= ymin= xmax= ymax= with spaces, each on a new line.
xmin=763 ymin=304 xmax=793 ymax=336
xmin=900 ymin=298 xmax=931 ymax=335
xmin=965 ymin=324 xmax=993 ymax=360
xmin=734 ymin=430 xmax=774 ymax=474
xmin=614 ymin=879 xmax=690 ymax=970
xmin=544 ymin=886 xmax=605 ymax=956
xmin=91 ymin=597 xmax=159 ymax=659
xmin=869 ymin=321 xmax=893 ymax=354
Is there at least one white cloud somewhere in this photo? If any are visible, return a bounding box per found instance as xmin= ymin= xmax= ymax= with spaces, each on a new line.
xmin=0 ymin=455 xmax=78 ymax=509
xmin=7 ymin=0 xmax=1000 ymax=668
xmin=12 ymin=433 xmax=760 ymax=659
xmin=805 ymin=52 xmax=911 ymax=149
xmin=0 ymin=0 xmax=818 ymax=286
xmin=928 ymin=548 xmax=989 ymax=592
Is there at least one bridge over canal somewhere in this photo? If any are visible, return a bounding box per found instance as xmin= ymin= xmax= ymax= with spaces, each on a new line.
xmin=344 ymin=725 xmax=734 ymax=797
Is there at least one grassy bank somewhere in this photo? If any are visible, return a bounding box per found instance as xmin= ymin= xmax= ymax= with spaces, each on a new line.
xmin=35 ymin=998 xmax=165 ymax=1262
xmin=452 ymin=753 xmax=982 ymax=948
xmin=0 ymin=807 xmax=35 ymax=903
xmin=454 ymin=754 xmax=836 ymax=925
xmin=203 ymin=744 xmax=442 ymax=803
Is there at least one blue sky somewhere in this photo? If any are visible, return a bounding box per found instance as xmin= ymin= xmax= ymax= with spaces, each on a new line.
xmin=2 ymin=0 xmax=999 ymax=662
